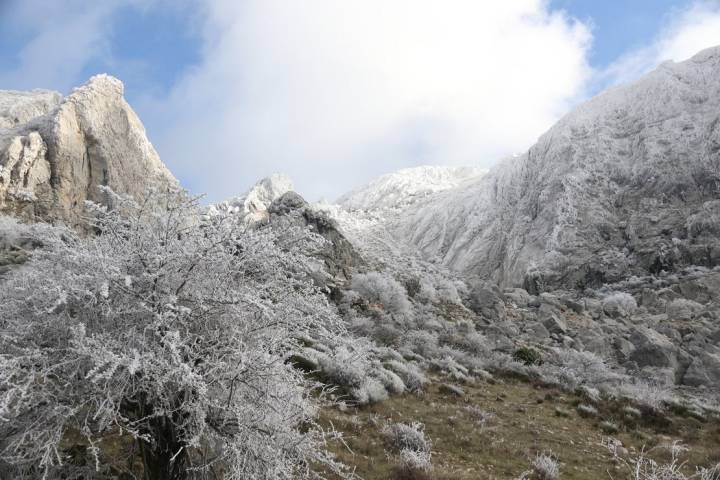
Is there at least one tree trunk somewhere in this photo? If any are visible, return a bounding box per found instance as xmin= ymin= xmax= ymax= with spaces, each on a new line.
xmin=139 ymin=415 xmax=188 ymax=480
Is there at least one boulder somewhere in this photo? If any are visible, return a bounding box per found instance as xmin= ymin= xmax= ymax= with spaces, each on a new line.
xmin=628 ymin=327 xmax=678 ymax=370
xmin=682 ymin=352 xmax=720 ymax=387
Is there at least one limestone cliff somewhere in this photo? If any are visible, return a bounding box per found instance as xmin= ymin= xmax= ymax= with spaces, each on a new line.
xmin=0 ymin=75 xmax=176 ymax=225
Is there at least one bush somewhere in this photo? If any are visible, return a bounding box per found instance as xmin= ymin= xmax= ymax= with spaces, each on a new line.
xmin=0 ymin=190 xmax=349 ymax=479
xmin=577 ymin=404 xmax=598 ymax=418
xmin=382 ymin=422 xmax=432 ymax=455
xmin=351 ymin=271 xmax=412 ymax=315
xmin=520 ymin=453 xmax=560 ymax=480
xmin=602 ymin=292 xmax=638 ymax=318
xmin=513 ymin=347 xmax=544 ymax=366
xmin=385 ymin=360 xmax=428 ymax=393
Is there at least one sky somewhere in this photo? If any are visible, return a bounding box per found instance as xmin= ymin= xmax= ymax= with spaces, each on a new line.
xmin=1 ymin=0 xmax=720 ymax=202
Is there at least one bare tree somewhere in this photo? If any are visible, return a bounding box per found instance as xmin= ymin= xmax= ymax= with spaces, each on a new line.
xmin=0 ymin=187 xmax=347 ymax=479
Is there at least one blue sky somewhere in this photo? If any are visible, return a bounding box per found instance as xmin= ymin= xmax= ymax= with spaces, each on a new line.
xmin=2 ymin=1 xmax=720 ymax=201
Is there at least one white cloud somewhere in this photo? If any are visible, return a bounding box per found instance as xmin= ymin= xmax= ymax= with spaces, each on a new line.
xmin=601 ymin=1 xmax=720 ymax=88
xmin=144 ymin=0 xmax=592 ymax=201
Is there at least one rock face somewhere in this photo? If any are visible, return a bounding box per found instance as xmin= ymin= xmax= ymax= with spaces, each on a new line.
xmin=0 ymin=75 xmax=176 ymax=225
xmin=389 ymin=47 xmax=720 ymax=290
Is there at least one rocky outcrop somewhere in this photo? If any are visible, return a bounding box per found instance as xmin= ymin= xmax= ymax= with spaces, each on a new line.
xmin=0 ymin=75 xmax=176 ymax=225
xmin=209 ymin=173 xmax=294 ymax=222
xmin=268 ymin=191 xmax=362 ymax=283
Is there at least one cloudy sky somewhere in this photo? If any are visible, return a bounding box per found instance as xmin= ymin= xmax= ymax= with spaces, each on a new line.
xmin=2 ymin=0 xmax=720 ymax=201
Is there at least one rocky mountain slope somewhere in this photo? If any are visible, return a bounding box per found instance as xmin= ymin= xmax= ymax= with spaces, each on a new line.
xmin=322 ymin=47 xmax=720 ymax=392
xmin=338 ymin=165 xmax=486 ymax=211
xmin=382 ymin=47 xmax=720 ymax=291
xmin=0 ymin=75 xmax=176 ymax=225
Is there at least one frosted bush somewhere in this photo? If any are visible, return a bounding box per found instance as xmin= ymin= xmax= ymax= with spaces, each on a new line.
xmin=520 ymin=453 xmax=560 ymax=480
xmin=404 ymin=330 xmax=440 ymax=359
xmin=602 ymin=292 xmax=638 ymax=317
xmin=399 ymin=448 xmax=433 ymax=473
xmin=436 ymin=278 xmax=462 ymax=304
xmin=417 ymin=277 xmax=438 ymax=303
xmin=351 ymin=271 xmax=412 ymax=315
xmin=0 ymin=189 xmax=349 ymax=479
xmin=385 ymin=360 xmax=428 ymax=393
xmin=577 ymin=404 xmax=598 ymax=418
xmin=616 ymin=380 xmax=674 ymax=411
xmin=382 ymin=422 xmax=432 ymax=454
xmin=687 ymin=200 xmax=720 ymax=238
xmin=371 ymin=363 xmax=406 ymax=394
xmin=608 ymin=442 xmax=720 ymax=480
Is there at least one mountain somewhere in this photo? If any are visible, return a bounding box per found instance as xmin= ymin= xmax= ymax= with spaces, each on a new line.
xmin=337 ymin=165 xmax=487 ymax=210
xmin=382 ymin=47 xmax=720 ymax=291
xmin=207 ymin=173 xmax=294 ymax=222
xmin=0 ymin=75 xmax=176 ymax=225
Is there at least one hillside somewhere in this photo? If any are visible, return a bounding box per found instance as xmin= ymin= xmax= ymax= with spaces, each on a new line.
xmin=382 ymin=47 xmax=720 ymax=291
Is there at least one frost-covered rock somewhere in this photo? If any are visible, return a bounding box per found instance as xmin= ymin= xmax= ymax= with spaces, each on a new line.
xmin=0 ymin=75 xmax=176 ymax=224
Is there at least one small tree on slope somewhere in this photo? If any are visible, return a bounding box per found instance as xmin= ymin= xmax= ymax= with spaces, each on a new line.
xmin=0 ymin=188 xmax=346 ymax=479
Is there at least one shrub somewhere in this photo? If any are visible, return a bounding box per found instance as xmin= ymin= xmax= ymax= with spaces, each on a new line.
xmin=599 ymin=420 xmax=619 ymax=434
xmin=398 ymin=449 xmax=433 ymax=475
xmin=382 ymin=422 xmax=432 ymax=455
xmin=577 ymin=404 xmax=598 ymax=418
xmin=351 ymin=271 xmax=412 ymax=315
xmin=513 ymin=347 xmax=544 ymax=366
xmin=602 ymin=292 xmax=638 ymax=318
xmin=0 ymin=189 xmax=348 ymax=479
xmin=464 ymin=406 xmax=495 ymax=431
xmin=520 ymin=453 xmax=560 ymax=480
xmin=385 ymin=360 xmax=428 ymax=393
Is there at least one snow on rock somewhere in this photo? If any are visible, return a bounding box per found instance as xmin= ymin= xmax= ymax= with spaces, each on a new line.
xmin=338 ymin=165 xmax=486 ymax=210
xmin=209 ymin=173 xmax=294 ymax=222
xmin=387 ymin=46 xmax=720 ymax=290
xmin=0 ymin=74 xmax=177 ymax=224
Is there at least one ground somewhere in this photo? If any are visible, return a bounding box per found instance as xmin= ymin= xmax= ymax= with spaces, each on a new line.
xmin=321 ymin=376 xmax=720 ymax=480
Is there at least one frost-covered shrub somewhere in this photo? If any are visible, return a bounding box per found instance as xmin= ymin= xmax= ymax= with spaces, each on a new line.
xmin=577 ymin=404 xmax=598 ymax=418
xmin=0 ymin=189 xmax=348 ymax=479
xmin=464 ymin=406 xmax=494 ymax=431
xmin=602 ymin=292 xmax=638 ymax=318
xmin=666 ymin=298 xmax=704 ymax=321
xmin=599 ymin=420 xmax=619 ymax=434
xmin=429 ymin=354 xmax=470 ymax=382
xmin=372 ymin=363 xmax=406 ymax=395
xmin=383 ymin=422 xmax=432 ymax=455
xmin=608 ymin=442 xmax=720 ymax=480
xmin=385 ymin=360 xmax=428 ymax=393
xmin=616 ymin=380 xmax=674 ymax=411
xmin=404 ymin=330 xmax=440 ymax=359
xmin=398 ymin=448 xmax=433 ymax=475
xmin=317 ymin=346 xmax=368 ymax=390
xmin=416 ymin=277 xmax=438 ymax=303
xmin=687 ymin=200 xmax=720 ymax=238
xmin=541 ymin=349 xmax=620 ymax=392
xmin=520 ymin=453 xmax=560 ymax=480
xmin=352 ymin=271 xmax=412 ymax=315
xmin=439 ymin=322 xmax=490 ymax=355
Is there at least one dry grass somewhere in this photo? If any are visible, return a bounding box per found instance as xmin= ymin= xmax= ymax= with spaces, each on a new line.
xmin=320 ymin=377 xmax=720 ymax=480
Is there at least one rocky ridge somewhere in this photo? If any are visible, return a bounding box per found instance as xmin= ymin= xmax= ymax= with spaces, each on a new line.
xmin=0 ymin=75 xmax=176 ymax=225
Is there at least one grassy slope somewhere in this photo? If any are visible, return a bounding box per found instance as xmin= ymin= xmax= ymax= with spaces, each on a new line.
xmin=321 ymin=377 xmax=720 ymax=480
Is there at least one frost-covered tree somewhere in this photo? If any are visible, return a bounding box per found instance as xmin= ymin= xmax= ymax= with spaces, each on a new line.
xmin=0 ymin=188 xmax=346 ymax=479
